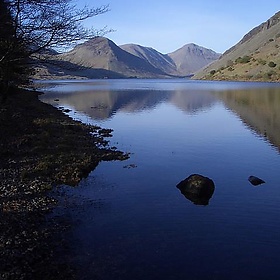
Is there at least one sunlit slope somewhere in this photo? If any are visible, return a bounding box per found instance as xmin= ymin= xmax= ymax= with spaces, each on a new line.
xmin=193 ymin=11 xmax=280 ymax=82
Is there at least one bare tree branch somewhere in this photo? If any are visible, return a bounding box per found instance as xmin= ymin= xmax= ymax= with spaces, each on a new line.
xmin=6 ymin=0 xmax=110 ymax=53
xmin=1 ymin=0 xmax=111 ymax=92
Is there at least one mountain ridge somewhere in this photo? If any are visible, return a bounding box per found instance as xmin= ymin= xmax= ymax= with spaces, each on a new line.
xmin=33 ymin=37 xmax=221 ymax=79
xmin=120 ymin=44 xmax=178 ymax=76
xmin=193 ymin=11 xmax=280 ymax=82
xmin=57 ymin=37 xmax=167 ymax=78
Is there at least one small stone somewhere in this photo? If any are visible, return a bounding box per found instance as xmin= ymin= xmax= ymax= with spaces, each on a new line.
xmin=123 ymin=164 xmax=137 ymax=169
xmin=248 ymin=176 xmax=265 ymax=186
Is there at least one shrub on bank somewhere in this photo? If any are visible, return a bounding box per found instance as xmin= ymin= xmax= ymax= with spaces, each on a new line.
xmin=268 ymin=61 xmax=277 ymax=68
xmin=235 ymin=56 xmax=251 ymax=64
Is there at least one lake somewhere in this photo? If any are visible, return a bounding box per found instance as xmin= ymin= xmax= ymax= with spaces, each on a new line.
xmin=40 ymin=79 xmax=280 ymax=280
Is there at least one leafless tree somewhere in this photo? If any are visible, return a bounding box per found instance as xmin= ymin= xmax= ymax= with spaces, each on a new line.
xmin=0 ymin=0 xmax=110 ymax=98
xmin=8 ymin=0 xmax=110 ymax=54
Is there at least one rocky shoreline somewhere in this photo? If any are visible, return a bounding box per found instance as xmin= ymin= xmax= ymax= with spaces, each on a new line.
xmin=0 ymin=88 xmax=129 ymax=279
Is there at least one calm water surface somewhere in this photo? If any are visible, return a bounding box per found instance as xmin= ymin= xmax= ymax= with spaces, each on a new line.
xmin=40 ymin=79 xmax=280 ymax=279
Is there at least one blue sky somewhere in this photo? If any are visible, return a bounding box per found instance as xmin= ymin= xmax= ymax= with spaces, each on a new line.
xmin=78 ymin=0 xmax=279 ymax=54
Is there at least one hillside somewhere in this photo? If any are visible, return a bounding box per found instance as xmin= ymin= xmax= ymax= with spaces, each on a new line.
xmin=34 ymin=37 xmax=220 ymax=79
xmin=193 ymin=11 xmax=280 ymax=82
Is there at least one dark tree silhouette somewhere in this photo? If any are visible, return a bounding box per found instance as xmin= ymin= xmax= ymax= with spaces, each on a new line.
xmin=0 ymin=0 xmax=31 ymax=101
xmin=0 ymin=0 xmax=109 ymax=100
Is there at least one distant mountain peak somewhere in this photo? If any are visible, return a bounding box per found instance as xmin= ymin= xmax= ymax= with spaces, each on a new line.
xmin=168 ymin=43 xmax=221 ymax=75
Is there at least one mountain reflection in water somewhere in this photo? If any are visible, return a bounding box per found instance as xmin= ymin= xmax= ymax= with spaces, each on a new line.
xmin=41 ymin=88 xmax=218 ymax=120
xmin=39 ymin=80 xmax=280 ymax=280
xmin=40 ymin=81 xmax=280 ymax=151
xmin=215 ymin=88 xmax=280 ymax=151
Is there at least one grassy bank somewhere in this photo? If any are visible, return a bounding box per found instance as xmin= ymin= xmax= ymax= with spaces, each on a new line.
xmin=0 ymin=88 xmax=129 ymax=279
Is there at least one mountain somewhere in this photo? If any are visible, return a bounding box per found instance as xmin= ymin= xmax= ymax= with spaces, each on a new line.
xmin=120 ymin=43 xmax=220 ymax=77
xmin=34 ymin=37 xmax=220 ymax=79
xmin=120 ymin=44 xmax=178 ymax=76
xmin=168 ymin=43 xmax=221 ymax=75
xmin=56 ymin=37 xmax=167 ymax=78
xmin=193 ymin=11 xmax=280 ymax=82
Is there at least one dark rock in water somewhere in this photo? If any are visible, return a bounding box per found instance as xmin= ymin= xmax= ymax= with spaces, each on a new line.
xmin=248 ymin=175 xmax=265 ymax=186
xmin=176 ymin=174 xmax=215 ymax=206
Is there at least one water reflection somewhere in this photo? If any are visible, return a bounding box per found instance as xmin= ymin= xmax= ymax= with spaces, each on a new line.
xmin=40 ymin=81 xmax=280 ymax=152
xmin=179 ymin=191 xmax=214 ymax=205
xmin=40 ymin=88 xmax=218 ymax=120
xmin=38 ymin=80 xmax=280 ymax=279
xmin=215 ymin=88 xmax=280 ymax=151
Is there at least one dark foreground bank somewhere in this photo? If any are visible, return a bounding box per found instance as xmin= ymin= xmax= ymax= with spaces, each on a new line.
xmin=0 ymin=88 xmax=128 ymax=279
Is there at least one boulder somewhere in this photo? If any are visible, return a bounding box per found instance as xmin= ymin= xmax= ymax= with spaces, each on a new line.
xmin=248 ymin=175 xmax=265 ymax=186
xmin=176 ymin=174 xmax=215 ymax=205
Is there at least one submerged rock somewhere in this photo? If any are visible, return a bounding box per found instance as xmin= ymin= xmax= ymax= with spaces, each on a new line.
xmin=248 ymin=175 xmax=265 ymax=186
xmin=176 ymin=174 xmax=215 ymax=205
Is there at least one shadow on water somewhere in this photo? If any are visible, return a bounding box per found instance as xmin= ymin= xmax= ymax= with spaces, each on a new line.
xmin=178 ymin=191 xmax=214 ymax=206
